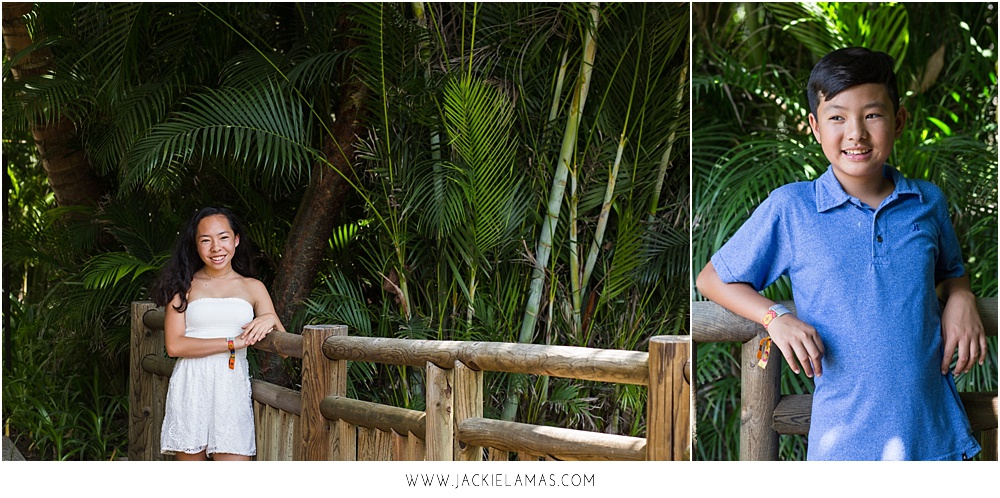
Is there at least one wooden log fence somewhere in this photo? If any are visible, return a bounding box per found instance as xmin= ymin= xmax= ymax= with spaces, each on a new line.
xmin=691 ymin=297 xmax=999 ymax=461
xmin=129 ymin=301 xmax=691 ymax=461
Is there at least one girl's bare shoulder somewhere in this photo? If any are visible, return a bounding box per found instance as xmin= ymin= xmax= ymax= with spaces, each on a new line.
xmin=238 ymin=275 xmax=271 ymax=303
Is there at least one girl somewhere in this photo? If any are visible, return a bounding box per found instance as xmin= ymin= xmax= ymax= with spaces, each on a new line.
xmin=151 ymin=207 xmax=285 ymax=460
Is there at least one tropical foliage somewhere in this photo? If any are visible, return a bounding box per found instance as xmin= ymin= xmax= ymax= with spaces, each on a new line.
xmin=692 ymin=2 xmax=998 ymax=460
xmin=3 ymin=2 xmax=689 ymax=459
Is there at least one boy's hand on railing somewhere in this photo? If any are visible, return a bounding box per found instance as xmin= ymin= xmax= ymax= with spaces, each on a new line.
xmin=767 ymin=314 xmax=825 ymax=378
xmin=940 ymin=290 xmax=987 ymax=375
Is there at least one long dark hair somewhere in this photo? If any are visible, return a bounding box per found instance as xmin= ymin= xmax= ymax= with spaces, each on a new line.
xmin=151 ymin=207 xmax=257 ymax=312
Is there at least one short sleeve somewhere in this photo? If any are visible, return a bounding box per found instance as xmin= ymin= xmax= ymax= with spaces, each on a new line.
xmin=933 ymin=194 xmax=965 ymax=283
xmin=711 ymin=190 xmax=794 ymax=292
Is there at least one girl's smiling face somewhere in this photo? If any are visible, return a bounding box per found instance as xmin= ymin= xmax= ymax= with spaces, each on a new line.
xmin=808 ymin=82 xmax=907 ymax=192
xmin=196 ymin=214 xmax=240 ymax=274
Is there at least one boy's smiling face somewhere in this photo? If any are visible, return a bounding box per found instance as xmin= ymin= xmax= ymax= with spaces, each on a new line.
xmin=808 ymin=82 xmax=906 ymax=190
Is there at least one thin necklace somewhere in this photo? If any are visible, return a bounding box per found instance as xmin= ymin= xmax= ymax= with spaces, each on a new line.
xmin=203 ymin=269 xmax=234 ymax=279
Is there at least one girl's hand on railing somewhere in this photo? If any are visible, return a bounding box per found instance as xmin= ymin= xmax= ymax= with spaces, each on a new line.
xmin=240 ymin=313 xmax=280 ymax=345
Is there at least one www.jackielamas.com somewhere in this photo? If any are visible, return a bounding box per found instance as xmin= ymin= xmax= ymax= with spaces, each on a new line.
xmin=404 ymin=473 xmax=596 ymax=488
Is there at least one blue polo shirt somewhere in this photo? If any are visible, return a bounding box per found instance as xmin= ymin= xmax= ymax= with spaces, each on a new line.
xmin=712 ymin=165 xmax=981 ymax=460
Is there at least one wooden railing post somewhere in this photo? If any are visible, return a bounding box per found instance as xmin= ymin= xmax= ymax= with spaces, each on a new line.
xmin=129 ymin=301 xmax=167 ymax=461
xmin=297 ymin=324 xmax=345 ymax=460
xmin=740 ymin=332 xmax=781 ymax=460
xmin=454 ymin=361 xmax=483 ymax=461
xmin=646 ymin=335 xmax=691 ymax=460
xmin=425 ymin=362 xmax=454 ymax=461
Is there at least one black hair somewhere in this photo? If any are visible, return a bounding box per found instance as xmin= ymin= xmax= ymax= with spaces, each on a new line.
xmin=150 ymin=207 xmax=257 ymax=312
xmin=807 ymin=47 xmax=899 ymax=115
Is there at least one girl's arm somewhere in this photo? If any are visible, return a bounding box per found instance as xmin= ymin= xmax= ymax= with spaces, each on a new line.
xmin=696 ymin=261 xmax=825 ymax=377
xmin=163 ymin=294 xmax=248 ymax=358
xmin=240 ymin=279 xmax=286 ymax=345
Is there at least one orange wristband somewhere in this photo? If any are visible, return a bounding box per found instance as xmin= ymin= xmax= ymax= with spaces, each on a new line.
xmin=759 ymin=304 xmax=790 ymax=369
xmin=227 ymin=338 xmax=235 ymax=370
xmin=757 ymin=337 xmax=772 ymax=369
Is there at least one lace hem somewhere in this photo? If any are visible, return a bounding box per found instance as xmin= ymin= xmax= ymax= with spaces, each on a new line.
xmin=161 ymin=444 xmax=256 ymax=457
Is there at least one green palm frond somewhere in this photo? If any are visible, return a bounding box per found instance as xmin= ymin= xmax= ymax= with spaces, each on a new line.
xmin=440 ymin=75 xmax=525 ymax=257
xmin=305 ymin=269 xmax=373 ymax=336
xmin=285 ymin=50 xmax=354 ymax=94
xmin=123 ymin=80 xmax=317 ymax=194
xmin=766 ymin=2 xmax=841 ymax=61
xmin=598 ymin=203 xmax=644 ymax=305
xmin=219 ymin=51 xmax=289 ymax=89
xmin=405 ymin=156 xmax=468 ymax=240
xmin=2 ymin=58 xmax=86 ymax=130
xmin=81 ymin=252 xmax=163 ymax=290
xmin=635 ymin=209 xmax=689 ymax=286
xmin=86 ymin=79 xmax=184 ymax=176
xmin=70 ymin=2 xmax=147 ymax=85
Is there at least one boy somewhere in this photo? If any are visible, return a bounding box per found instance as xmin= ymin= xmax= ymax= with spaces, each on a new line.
xmin=696 ymin=47 xmax=986 ymax=460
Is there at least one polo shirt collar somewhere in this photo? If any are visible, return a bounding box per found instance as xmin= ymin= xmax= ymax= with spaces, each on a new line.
xmin=814 ymin=164 xmax=922 ymax=212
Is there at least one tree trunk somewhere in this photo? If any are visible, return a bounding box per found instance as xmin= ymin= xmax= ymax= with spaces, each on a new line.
xmin=2 ymin=2 xmax=107 ymax=208
xmin=261 ymin=63 xmax=368 ymax=388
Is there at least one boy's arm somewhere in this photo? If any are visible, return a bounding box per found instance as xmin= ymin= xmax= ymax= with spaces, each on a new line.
xmin=936 ymin=275 xmax=986 ymax=375
xmin=696 ymin=261 xmax=825 ymax=377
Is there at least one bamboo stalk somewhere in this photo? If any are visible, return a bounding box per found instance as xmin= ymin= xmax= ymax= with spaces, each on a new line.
xmin=569 ymin=165 xmax=582 ymax=334
xmin=508 ymin=2 xmax=601 ymax=421
xmin=647 ymin=38 xmax=689 ymax=222
xmin=517 ymin=1 xmax=600 ymax=346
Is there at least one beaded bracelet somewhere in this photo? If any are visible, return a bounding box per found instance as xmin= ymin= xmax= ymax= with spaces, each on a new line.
xmin=227 ymin=338 xmax=235 ymax=370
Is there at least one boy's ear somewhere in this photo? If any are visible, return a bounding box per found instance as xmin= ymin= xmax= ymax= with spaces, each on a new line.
xmin=808 ymin=113 xmax=822 ymax=143
xmin=894 ymin=106 xmax=908 ymax=138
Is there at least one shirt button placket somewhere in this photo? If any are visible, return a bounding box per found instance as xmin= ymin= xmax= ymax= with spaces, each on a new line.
xmin=873 ymin=209 xmax=889 ymax=265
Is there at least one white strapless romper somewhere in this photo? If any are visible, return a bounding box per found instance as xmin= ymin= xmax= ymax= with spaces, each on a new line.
xmin=160 ymin=297 xmax=256 ymax=457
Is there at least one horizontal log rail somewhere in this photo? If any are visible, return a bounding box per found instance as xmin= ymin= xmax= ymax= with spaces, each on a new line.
xmin=457 ymin=418 xmax=646 ymax=461
xmin=320 ymin=395 xmax=426 ymax=438
xmin=141 ymin=307 xmax=678 ymax=387
xmin=135 ymin=360 xmax=423 ymax=437
xmin=772 ymin=392 xmax=999 ymax=436
xmin=692 ymin=297 xmax=998 ymax=343
xmin=141 ymin=308 xmax=306 ymax=358
xmin=252 ymin=380 xmax=302 ymax=416
xmin=140 ymin=354 xmax=174 ymax=378
xmin=322 ymin=336 xmax=651 ymax=385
